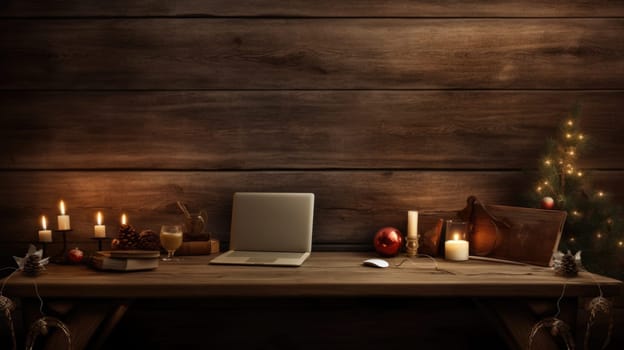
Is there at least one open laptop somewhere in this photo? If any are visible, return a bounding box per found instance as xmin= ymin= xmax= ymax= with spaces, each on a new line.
xmin=210 ymin=192 xmax=314 ymax=267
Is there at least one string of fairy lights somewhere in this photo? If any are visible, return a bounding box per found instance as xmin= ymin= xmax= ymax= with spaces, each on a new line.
xmin=534 ymin=118 xmax=623 ymax=250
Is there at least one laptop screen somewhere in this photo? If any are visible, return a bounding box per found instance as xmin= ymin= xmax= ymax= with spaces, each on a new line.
xmin=230 ymin=192 xmax=314 ymax=252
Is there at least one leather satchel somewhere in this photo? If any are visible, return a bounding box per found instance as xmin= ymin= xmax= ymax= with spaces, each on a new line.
xmin=458 ymin=196 xmax=567 ymax=266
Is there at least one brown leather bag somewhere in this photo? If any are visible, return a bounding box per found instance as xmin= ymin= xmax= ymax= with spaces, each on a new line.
xmin=458 ymin=196 xmax=567 ymax=266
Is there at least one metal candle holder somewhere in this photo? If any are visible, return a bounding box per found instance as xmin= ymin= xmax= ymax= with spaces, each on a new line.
xmin=50 ymin=229 xmax=72 ymax=264
xmin=91 ymin=237 xmax=110 ymax=251
xmin=40 ymin=242 xmax=47 ymax=258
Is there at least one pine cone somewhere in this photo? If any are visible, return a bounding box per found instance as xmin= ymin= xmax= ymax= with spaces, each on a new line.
xmin=113 ymin=224 xmax=140 ymax=250
xmin=23 ymin=254 xmax=44 ymax=277
xmin=137 ymin=229 xmax=160 ymax=251
xmin=555 ymin=252 xmax=579 ymax=277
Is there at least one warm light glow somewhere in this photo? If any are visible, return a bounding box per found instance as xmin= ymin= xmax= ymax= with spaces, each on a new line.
xmin=41 ymin=216 xmax=47 ymax=230
xmin=567 ymin=169 xmax=574 ymax=174
xmin=544 ymin=159 xmax=552 ymax=166
xmin=598 ymin=191 xmax=604 ymax=197
xmin=568 ymin=150 xmax=575 ymax=156
xmin=569 ymin=237 xmax=576 ymax=243
xmin=596 ymin=232 xmax=603 ymax=239
xmin=618 ymin=241 xmax=624 ymax=248
xmin=59 ymin=200 xmax=66 ymax=215
xmin=577 ymin=171 xmax=583 ymax=177
xmin=97 ymin=211 xmax=103 ymax=225
xmin=453 ymin=233 xmax=460 ymax=241
xmin=121 ymin=213 xmax=127 ymax=225
xmin=572 ymin=210 xmax=581 ymax=216
xmin=578 ymin=134 xmax=584 ymax=140
xmin=566 ymin=133 xmax=572 ymax=139
xmin=567 ymin=120 xmax=574 ymax=126
xmin=536 ymin=186 xmax=543 ymax=192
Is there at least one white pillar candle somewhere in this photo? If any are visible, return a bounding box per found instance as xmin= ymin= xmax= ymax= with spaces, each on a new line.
xmin=407 ymin=210 xmax=419 ymax=239
xmin=445 ymin=233 xmax=469 ymax=261
xmin=57 ymin=200 xmax=71 ymax=230
xmin=38 ymin=216 xmax=52 ymax=242
xmin=94 ymin=211 xmax=106 ymax=238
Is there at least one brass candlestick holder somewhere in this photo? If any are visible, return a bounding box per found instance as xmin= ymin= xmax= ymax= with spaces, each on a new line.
xmin=50 ymin=229 xmax=72 ymax=264
xmin=405 ymin=236 xmax=419 ymax=257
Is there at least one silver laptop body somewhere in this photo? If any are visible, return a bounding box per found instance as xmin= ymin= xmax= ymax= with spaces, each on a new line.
xmin=210 ymin=192 xmax=314 ymax=266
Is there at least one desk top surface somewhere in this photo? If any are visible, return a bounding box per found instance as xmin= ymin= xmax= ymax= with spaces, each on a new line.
xmin=2 ymin=252 xmax=621 ymax=298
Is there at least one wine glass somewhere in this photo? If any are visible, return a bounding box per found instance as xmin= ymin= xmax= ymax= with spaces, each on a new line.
xmin=160 ymin=225 xmax=183 ymax=261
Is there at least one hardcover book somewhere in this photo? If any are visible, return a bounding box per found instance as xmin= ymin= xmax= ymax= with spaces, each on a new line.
xmin=91 ymin=251 xmax=159 ymax=271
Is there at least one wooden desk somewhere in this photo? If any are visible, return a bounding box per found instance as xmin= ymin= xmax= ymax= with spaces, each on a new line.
xmin=2 ymin=252 xmax=622 ymax=349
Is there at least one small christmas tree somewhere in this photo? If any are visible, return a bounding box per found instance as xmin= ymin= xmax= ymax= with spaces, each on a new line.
xmin=528 ymin=107 xmax=624 ymax=279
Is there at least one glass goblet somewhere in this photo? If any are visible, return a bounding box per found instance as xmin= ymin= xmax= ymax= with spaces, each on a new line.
xmin=160 ymin=225 xmax=183 ymax=261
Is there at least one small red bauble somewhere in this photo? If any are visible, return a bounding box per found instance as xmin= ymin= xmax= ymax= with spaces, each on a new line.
xmin=67 ymin=247 xmax=84 ymax=263
xmin=541 ymin=196 xmax=555 ymax=210
xmin=374 ymin=227 xmax=403 ymax=257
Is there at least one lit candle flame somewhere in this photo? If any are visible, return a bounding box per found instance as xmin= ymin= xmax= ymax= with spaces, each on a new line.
xmin=97 ymin=211 xmax=103 ymax=225
xmin=121 ymin=213 xmax=127 ymax=225
xmin=453 ymin=233 xmax=460 ymax=241
xmin=59 ymin=200 xmax=66 ymax=215
xmin=41 ymin=216 xmax=47 ymax=230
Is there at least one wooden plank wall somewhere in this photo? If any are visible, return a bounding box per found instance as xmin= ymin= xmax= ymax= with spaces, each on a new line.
xmin=1 ymin=1 xmax=623 ymax=257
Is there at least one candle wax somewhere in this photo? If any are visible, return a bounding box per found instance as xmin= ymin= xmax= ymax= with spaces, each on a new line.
xmin=445 ymin=239 xmax=469 ymax=261
xmin=407 ymin=210 xmax=418 ymax=239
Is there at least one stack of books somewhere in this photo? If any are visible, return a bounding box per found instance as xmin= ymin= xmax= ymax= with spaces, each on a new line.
xmin=91 ymin=250 xmax=160 ymax=271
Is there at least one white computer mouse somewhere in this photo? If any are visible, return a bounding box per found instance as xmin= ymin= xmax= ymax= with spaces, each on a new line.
xmin=362 ymin=258 xmax=389 ymax=268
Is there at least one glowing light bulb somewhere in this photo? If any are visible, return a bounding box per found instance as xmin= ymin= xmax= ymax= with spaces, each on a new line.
xmin=536 ymin=186 xmax=543 ymax=192
xmin=577 ymin=171 xmax=583 ymax=177
xmin=543 ymin=181 xmax=549 ymax=185
xmin=618 ymin=241 xmax=624 ymax=248
xmin=567 ymin=120 xmax=574 ymax=126
xmin=578 ymin=134 xmax=584 ymax=140
xmin=598 ymin=191 xmax=604 ymax=197
xmin=566 ymin=133 xmax=572 ymax=139
xmin=544 ymin=159 xmax=552 ymax=166
xmin=596 ymin=232 xmax=603 ymax=239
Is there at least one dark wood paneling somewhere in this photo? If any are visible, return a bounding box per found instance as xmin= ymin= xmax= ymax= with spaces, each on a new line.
xmin=2 ymin=1 xmax=623 ymax=18
xmin=0 ymin=170 xmax=523 ymax=249
xmin=1 ymin=19 xmax=623 ymax=89
xmin=2 ymin=91 xmax=623 ymax=170
xmin=1 ymin=170 xmax=623 ymax=255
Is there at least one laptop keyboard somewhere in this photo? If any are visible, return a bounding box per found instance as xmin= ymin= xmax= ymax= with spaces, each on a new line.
xmin=228 ymin=251 xmax=304 ymax=259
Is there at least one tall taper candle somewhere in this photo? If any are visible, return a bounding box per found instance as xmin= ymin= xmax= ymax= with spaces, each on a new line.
xmin=407 ymin=210 xmax=419 ymax=239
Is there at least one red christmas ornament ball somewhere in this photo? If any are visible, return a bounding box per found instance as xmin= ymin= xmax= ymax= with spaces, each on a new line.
xmin=373 ymin=227 xmax=403 ymax=257
xmin=67 ymin=247 xmax=84 ymax=263
xmin=541 ymin=196 xmax=555 ymax=210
